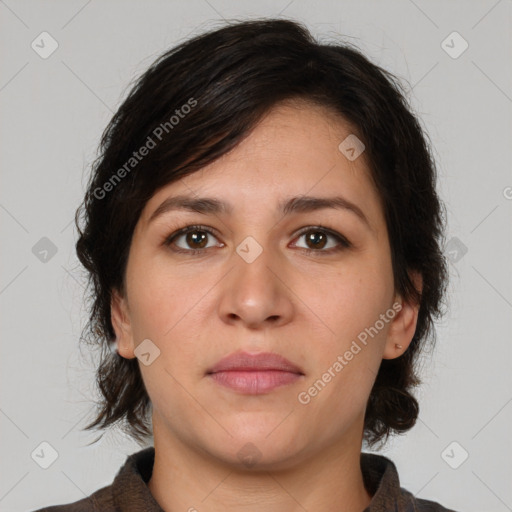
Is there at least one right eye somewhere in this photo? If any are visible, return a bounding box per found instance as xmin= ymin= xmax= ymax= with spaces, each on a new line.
xmin=164 ymin=225 xmax=224 ymax=255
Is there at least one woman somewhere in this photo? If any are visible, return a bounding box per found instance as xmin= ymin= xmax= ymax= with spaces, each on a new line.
xmin=35 ymin=18 xmax=456 ymax=511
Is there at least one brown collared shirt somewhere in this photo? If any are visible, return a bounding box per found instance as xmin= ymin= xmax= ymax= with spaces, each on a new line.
xmin=33 ymin=447 xmax=459 ymax=511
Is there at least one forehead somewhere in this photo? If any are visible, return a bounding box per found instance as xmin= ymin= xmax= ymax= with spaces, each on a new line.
xmin=139 ymin=101 xmax=382 ymax=228
xmin=221 ymin=99 xmax=365 ymax=163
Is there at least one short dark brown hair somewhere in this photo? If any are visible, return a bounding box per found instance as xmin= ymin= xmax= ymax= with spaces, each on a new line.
xmin=75 ymin=18 xmax=448 ymax=447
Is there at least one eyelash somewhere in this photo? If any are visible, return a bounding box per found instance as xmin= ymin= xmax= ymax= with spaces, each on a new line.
xmin=163 ymin=224 xmax=351 ymax=256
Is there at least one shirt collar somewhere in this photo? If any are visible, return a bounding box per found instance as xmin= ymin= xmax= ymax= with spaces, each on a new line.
xmin=112 ymin=447 xmax=163 ymax=511
xmin=112 ymin=447 xmax=413 ymax=511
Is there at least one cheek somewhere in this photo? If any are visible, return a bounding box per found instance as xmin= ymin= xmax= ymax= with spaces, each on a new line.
xmin=296 ymin=260 xmax=393 ymax=341
xmin=126 ymin=257 xmax=216 ymax=367
xmin=127 ymin=281 xmax=176 ymax=340
xmin=125 ymin=243 xmax=193 ymax=330
xmin=292 ymin=253 xmax=394 ymax=405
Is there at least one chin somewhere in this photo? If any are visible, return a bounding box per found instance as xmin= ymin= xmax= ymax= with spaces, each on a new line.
xmin=204 ymin=428 xmax=307 ymax=471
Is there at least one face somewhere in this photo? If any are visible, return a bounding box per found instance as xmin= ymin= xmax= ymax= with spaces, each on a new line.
xmin=112 ymin=101 xmax=419 ymax=470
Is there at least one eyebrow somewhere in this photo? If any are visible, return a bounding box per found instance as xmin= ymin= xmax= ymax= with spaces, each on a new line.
xmin=148 ymin=194 xmax=371 ymax=229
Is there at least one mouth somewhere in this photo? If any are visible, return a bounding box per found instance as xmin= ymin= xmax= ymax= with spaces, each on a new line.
xmin=206 ymin=351 xmax=305 ymax=395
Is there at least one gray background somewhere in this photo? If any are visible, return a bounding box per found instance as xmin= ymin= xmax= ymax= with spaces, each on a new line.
xmin=1 ymin=1 xmax=511 ymax=511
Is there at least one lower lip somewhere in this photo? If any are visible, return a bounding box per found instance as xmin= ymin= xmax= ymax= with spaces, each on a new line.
xmin=208 ymin=370 xmax=302 ymax=394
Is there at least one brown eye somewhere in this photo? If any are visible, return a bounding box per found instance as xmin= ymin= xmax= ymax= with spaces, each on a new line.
xmin=304 ymin=231 xmax=328 ymax=250
xmin=293 ymin=227 xmax=351 ymax=254
xmin=184 ymin=230 xmax=208 ymax=249
xmin=165 ymin=225 xmax=222 ymax=253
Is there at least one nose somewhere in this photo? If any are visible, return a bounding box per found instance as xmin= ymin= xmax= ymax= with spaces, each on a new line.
xmin=217 ymin=242 xmax=294 ymax=330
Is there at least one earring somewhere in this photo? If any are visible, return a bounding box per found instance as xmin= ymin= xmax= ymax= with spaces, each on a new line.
xmin=395 ymin=343 xmax=403 ymax=350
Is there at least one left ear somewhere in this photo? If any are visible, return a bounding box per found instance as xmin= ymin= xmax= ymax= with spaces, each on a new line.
xmin=382 ymin=271 xmax=423 ymax=360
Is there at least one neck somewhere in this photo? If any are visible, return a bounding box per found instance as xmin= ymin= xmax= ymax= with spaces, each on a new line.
xmin=147 ymin=418 xmax=372 ymax=512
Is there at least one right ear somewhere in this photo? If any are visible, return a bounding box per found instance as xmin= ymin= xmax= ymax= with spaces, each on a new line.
xmin=111 ymin=288 xmax=136 ymax=359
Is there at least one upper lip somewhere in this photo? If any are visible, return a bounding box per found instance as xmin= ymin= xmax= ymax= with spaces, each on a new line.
xmin=207 ymin=351 xmax=304 ymax=375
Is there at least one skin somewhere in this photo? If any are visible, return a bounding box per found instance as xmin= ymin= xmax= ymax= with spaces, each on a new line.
xmin=111 ymin=100 xmax=421 ymax=512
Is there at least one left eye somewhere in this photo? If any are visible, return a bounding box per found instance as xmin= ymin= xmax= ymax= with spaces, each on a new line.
xmin=292 ymin=227 xmax=350 ymax=253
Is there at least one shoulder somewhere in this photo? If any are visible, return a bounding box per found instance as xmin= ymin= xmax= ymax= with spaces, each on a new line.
xmin=402 ymin=488 xmax=460 ymax=511
xmin=31 ymin=446 xmax=157 ymax=512
xmin=361 ymin=452 xmax=460 ymax=512
xmin=400 ymin=487 xmax=460 ymax=511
